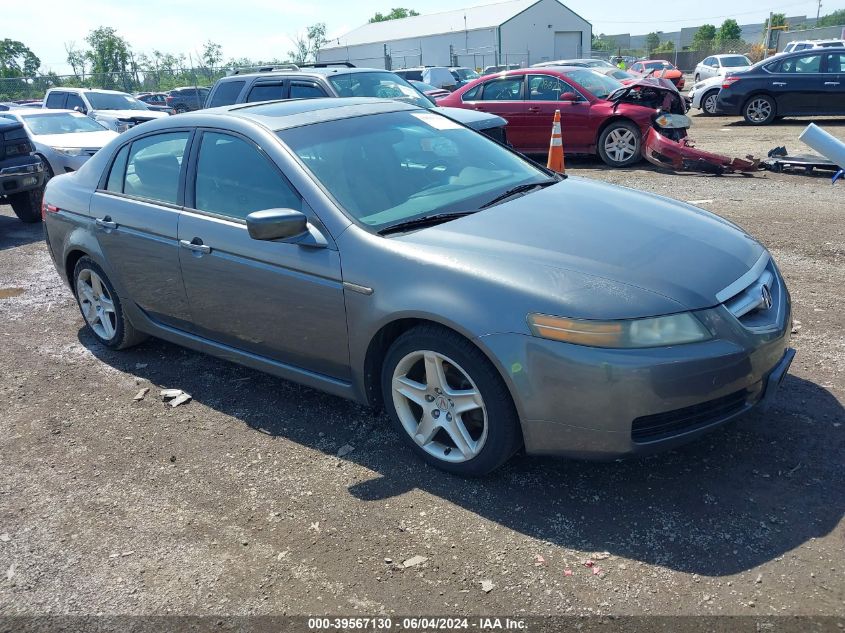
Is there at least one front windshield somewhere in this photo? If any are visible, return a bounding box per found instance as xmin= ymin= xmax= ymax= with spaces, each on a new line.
xmin=721 ymin=55 xmax=751 ymax=67
xmin=85 ymin=92 xmax=149 ymax=111
xmin=327 ymin=72 xmax=432 ymax=109
xmin=23 ymin=112 xmax=108 ymax=135
xmin=278 ymin=110 xmax=550 ymax=231
xmin=643 ymin=61 xmax=674 ymax=71
xmin=563 ymin=69 xmax=623 ymax=99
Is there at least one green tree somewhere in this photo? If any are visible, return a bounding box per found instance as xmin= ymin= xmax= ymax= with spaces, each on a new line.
xmin=65 ymin=42 xmax=87 ymax=82
xmin=369 ymin=7 xmax=420 ymax=23
xmin=645 ymin=32 xmax=660 ymax=53
xmin=716 ymin=19 xmax=743 ymax=45
xmin=591 ymin=33 xmax=616 ymax=52
xmin=764 ymin=13 xmax=787 ymax=30
xmin=288 ymin=23 xmax=327 ymax=63
xmin=83 ymin=27 xmax=131 ymax=89
xmin=655 ymin=40 xmax=675 ymax=52
xmin=691 ymin=24 xmax=716 ymax=50
xmin=816 ymin=9 xmax=845 ymax=27
xmin=0 ymin=39 xmax=41 ymax=78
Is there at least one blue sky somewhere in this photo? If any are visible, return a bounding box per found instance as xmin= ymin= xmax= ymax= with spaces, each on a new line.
xmin=10 ymin=0 xmax=840 ymax=74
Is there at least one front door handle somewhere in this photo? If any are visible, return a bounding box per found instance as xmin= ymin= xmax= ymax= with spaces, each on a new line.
xmin=527 ymin=106 xmax=541 ymax=113
xmin=95 ymin=217 xmax=117 ymax=230
xmin=772 ymin=81 xmax=787 ymax=86
xmin=824 ymin=81 xmax=840 ymax=86
xmin=179 ymin=239 xmax=211 ymax=254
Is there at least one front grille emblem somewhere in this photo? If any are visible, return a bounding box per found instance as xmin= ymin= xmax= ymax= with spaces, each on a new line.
xmin=760 ymin=284 xmax=773 ymax=310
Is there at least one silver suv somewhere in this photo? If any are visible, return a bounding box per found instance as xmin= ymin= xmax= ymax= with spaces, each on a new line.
xmin=42 ymin=88 xmax=169 ymax=133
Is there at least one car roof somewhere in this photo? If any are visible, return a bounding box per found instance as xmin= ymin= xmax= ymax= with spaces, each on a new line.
xmin=712 ymin=53 xmax=749 ymax=58
xmin=220 ymin=66 xmax=392 ymax=81
xmin=50 ymin=87 xmax=130 ymax=95
xmin=199 ymin=97 xmax=415 ymax=131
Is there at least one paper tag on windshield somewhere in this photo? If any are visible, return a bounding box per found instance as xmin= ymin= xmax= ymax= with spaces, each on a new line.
xmin=411 ymin=112 xmax=463 ymax=130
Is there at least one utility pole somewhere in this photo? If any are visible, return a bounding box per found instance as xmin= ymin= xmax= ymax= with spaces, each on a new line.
xmin=816 ymin=0 xmax=822 ymax=22
xmin=764 ymin=11 xmax=773 ymax=58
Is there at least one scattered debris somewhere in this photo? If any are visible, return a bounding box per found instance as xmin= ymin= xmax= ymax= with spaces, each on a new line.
xmin=0 ymin=533 xmax=9 ymax=543
xmin=6 ymin=564 xmax=15 ymax=581
xmin=277 ymin=550 xmax=289 ymax=560
xmin=583 ymin=559 xmax=595 ymax=568
xmin=643 ymin=128 xmax=759 ymax=175
xmin=534 ymin=554 xmax=546 ymax=566
xmin=308 ymin=522 xmax=321 ymax=533
xmin=384 ymin=557 xmax=393 ymax=564
xmin=133 ymin=387 xmax=149 ymax=401
xmin=402 ymin=555 xmax=428 ymax=568
xmin=791 ymin=320 xmax=802 ymax=334
xmin=564 ymin=569 xmax=573 ymax=576
xmin=481 ymin=579 xmax=494 ymax=593
xmin=756 ymin=574 xmax=763 ymax=584
xmin=169 ymin=455 xmax=176 ymax=463
xmin=686 ymin=199 xmax=714 ymax=205
xmin=337 ymin=444 xmax=355 ymax=458
xmin=593 ymin=566 xmax=604 ymax=576
xmin=592 ymin=551 xmax=611 ymax=561
xmin=121 ymin=551 xmax=135 ymax=557
xmin=160 ymin=389 xmax=192 ymax=407
xmin=160 ymin=388 xmax=183 ymax=399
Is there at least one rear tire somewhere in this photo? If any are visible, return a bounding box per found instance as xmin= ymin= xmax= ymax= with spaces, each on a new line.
xmin=381 ymin=324 xmax=522 ymax=476
xmin=9 ymin=188 xmax=43 ymax=223
xmin=743 ymin=94 xmax=776 ymax=125
xmin=72 ymin=256 xmax=147 ymax=350
xmin=597 ymin=120 xmax=642 ymax=168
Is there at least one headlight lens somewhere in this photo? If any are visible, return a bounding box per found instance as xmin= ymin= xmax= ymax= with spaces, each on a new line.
xmin=527 ymin=312 xmax=712 ymax=348
xmin=54 ymin=147 xmax=85 ymax=156
xmin=654 ymin=113 xmax=692 ymax=129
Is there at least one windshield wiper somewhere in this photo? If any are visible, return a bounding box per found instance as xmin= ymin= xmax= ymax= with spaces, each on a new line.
xmin=480 ymin=179 xmax=558 ymax=209
xmin=377 ymin=211 xmax=477 ymax=236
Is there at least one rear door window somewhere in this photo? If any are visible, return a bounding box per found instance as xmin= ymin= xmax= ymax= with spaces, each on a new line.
xmin=480 ymin=77 xmax=524 ymax=100
xmin=45 ymin=92 xmax=66 ymax=109
xmin=779 ymin=54 xmax=822 ymax=73
xmin=192 ymin=131 xmax=300 ymax=220
xmin=823 ymin=53 xmax=845 ymax=73
xmin=123 ymin=131 xmax=190 ymax=204
xmin=247 ymin=82 xmax=286 ymax=102
xmin=289 ymin=82 xmax=327 ymax=99
xmin=208 ymin=80 xmax=245 ymax=107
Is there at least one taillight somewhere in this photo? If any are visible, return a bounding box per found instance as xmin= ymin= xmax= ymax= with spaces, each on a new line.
xmin=722 ymin=77 xmax=741 ymax=89
xmin=41 ymin=200 xmax=59 ymax=220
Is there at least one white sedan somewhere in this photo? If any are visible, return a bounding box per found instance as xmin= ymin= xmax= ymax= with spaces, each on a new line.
xmin=688 ymin=75 xmax=727 ymax=115
xmin=693 ymin=54 xmax=752 ymax=82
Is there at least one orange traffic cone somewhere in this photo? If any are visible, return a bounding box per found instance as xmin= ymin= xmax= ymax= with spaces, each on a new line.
xmin=547 ymin=109 xmax=565 ymax=174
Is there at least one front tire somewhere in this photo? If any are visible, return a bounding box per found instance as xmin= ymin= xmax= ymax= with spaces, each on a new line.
xmin=743 ymin=94 xmax=776 ymax=125
xmin=72 ymin=257 xmax=146 ymax=350
xmin=8 ymin=188 xmax=43 ymax=223
xmin=701 ymin=89 xmax=720 ymax=116
xmin=381 ymin=324 xmax=522 ymax=476
xmin=597 ymin=120 xmax=642 ymax=168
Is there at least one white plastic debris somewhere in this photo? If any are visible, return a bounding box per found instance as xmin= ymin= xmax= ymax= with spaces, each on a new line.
xmin=402 ymin=555 xmax=428 ymax=568
xmin=481 ymin=579 xmax=494 ymax=593
xmin=133 ymin=387 xmax=149 ymax=401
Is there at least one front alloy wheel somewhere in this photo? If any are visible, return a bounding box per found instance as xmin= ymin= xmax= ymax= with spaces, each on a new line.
xmin=392 ymin=350 xmax=488 ymax=463
xmin=597 ymin=121 xmax=641 ymax=167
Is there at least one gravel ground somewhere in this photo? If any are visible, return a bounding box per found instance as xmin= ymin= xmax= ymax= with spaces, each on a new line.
xmin=0 ymin=114 xmax=843 ymax=620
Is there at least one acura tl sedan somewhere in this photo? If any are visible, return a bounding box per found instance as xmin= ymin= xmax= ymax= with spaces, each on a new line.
xmin=42 ymin=98 xmax=794 ymax=476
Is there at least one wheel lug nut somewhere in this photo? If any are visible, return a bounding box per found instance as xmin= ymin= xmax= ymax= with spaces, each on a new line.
xmin=425 ymin=394 xmax=435 ymax=402
xmin=432 ymin=409 xmax=440 ymax=419
xmin=446 ymin=413 xmax=452 ymax=422
xmin=434 ymin=388 xmax=442 ymax=394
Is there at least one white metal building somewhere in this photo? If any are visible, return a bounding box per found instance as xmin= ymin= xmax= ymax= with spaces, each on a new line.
xmin=317 ymin=0 xmax=592 ymax=70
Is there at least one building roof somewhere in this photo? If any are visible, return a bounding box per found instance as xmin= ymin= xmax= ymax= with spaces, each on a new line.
xmin=323 ymin=0 xmax=542 ymax=49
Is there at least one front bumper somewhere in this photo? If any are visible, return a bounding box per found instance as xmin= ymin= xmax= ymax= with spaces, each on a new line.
xmin=479 ymin=305 xmax=792 ymax=459
xmin=0 ymin=158 xmax=45 ymax=196
xmin=642 ymin=127 xmax=759 ymax=174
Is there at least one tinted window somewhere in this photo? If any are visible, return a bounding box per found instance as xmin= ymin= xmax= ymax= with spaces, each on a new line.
xmin=480 ymin=77 xmax=523 ymax=100
xmin=327 ymin=72 xmax=431 ymax=108
xmin=461 ymin=85 xmax=481 ymax=100
xmin=247 ymin=82 xmax=285 ymax=102
xmin=208 ymin=80 xmax=245 ymax=107
xmin=45 ymin=92 xmax=66 ymax=109
xmin=194 ymin=132 xmax=300 ymax=220
xmin=779 ymin=54 xmax=822 ymax=73
xmin=528 ymin=75 xmax=571 ymax=100
xmin=105 ymin=144 xmax=130 ymax=193
xmin=66 ymin=93 xmax=86 ymax=112
xmin=289 ymin=83 xmax=327 ymax=99
xmin=123 ymin=132 xmax=190 ymax=204
xmin=823 ymin=53 xmax=845 ymax=73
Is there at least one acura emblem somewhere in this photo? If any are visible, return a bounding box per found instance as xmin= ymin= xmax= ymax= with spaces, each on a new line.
xmin=760 ymin=284 xmax=773 ymax=310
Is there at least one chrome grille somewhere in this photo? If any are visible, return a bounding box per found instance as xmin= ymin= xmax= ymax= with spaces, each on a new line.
xmin=718 ymin=253 xmax=783 ymax=330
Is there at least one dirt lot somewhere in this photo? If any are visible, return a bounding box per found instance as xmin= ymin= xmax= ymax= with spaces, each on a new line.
xmin=0 ymin=113 xmax=843 ymax=621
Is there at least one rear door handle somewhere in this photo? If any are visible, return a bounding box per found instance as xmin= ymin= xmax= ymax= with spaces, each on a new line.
xmin=95 ymin=217 xmax=117 ymax=230
xmin=824 ymin=81 xmax=840 ymax=86
xmin=179 ymin=239 xmax=211 ymax=254
xmin=772 ymin=81 xmax=787 ymax=86
xmin=527 ymin=106 xmax=541 ymax=113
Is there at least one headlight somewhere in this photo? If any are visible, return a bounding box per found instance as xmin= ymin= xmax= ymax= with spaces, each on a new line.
xmin=54 ymin=147 xmax=85 ymax=156
xmin=527 ymin=312 xmax=712 ymax=348
xmin=654 ymin=113 xmax=692 ymax=129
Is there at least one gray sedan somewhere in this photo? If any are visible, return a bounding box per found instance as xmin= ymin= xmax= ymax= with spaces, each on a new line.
xmin=0 ymin=109 xmax=118 ymax=179
xmin=42 ymin=98 xmax=794 ymax=476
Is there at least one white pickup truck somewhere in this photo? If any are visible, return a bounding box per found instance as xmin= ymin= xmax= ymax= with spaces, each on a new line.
xmin=42 ymin=88 xmax=169 ymax=132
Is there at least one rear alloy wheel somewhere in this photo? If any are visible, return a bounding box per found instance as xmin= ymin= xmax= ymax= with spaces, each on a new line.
xmin=8 ymin=188 xmax=43 ymax=223
xmin=743 ymin=95 xmax=776 ymax=125
xmin=73 ymin=257 xmax=146 ymax=349
xmin=381 ymin=325 xmax=521 ymax=476
xmin=702 ymin=90 xmax=720 ymax=116
xmin=597 ymin=120 xmax=641 ymax=168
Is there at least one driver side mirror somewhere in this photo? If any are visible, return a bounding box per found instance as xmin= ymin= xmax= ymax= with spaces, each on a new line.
xmin=559 ymin=92 xmax=579 ymax=102
xmin=246 ymin=208 xmax=308 ymax=241
xmin=73 ymin=105 xmax=88 ymax=115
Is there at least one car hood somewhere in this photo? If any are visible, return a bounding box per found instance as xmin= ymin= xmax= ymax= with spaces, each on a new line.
xmin=397 ymin=176 xmax=763 ymax=318
xmin=435 ymin=105 xmax=507 ymax=131
xmin=92 ymin=109 xmax=169 ymax=119
xmin=34 ymin=130 xmax=119 ymax=149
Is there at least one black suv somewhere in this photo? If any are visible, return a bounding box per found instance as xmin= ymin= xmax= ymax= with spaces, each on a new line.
xmin=166 ymin=87 xmax=210 ymax=113
xmin=205 ymin=64 xmax=508 ymax=142
xmin=716 ymin=48 xmax=845 ymax=124
xmin=0 ymin=117 xmax=45 ymax=223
